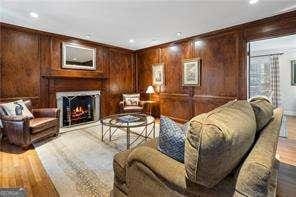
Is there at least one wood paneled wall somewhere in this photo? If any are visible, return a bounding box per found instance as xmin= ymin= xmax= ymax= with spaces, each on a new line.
xmin=0 ymin=23 xmax=135 ymax=117
xmin=1 ymin=11 xmax=296 ymax=121
xmin=136 ymin=11 xmax=296 ymax=122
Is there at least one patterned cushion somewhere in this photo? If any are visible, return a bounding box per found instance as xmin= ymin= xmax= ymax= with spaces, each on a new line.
xmin=249 ymin=97 xmax=274 ymax=132
xmin=1 ymin=100 xmax=34 ymax=118
xmin=123 ymin=94 xmax=140 ymax=106
xmin=157 ymin=116 xmax=187 ymax=163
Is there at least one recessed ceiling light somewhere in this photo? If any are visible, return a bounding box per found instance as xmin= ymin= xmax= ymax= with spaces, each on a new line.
xmin=195 ymin=40 xmax=203 ymax=47
xmin=176 ymin=32 xmax=182 ymax=37
xmin=129 ymin=39 xmax=135 ymax=43
xmin=29 ymin=12 xmax=39 ymax=18
xmin=249 ymin=0 xmax=259 ymax=4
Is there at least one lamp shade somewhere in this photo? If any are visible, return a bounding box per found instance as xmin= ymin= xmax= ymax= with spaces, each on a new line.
xmin=146 ymin=85 xmax=155 ymax=94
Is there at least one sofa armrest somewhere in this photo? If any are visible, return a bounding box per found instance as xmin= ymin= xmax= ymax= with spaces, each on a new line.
xmin=1 ymin=115 xmax=31 ymax=147
xmin=32 ymin=108 xmax=60 ymax=118
xmin=119 ymin=101 xmax=125 ymax=107
xmin=127 ymin=146 xmax=186 ymax=194
xmin=139 ymin=101 xmax=145 ymax=107
xmin=2 ymin=115 xmax=29 ymax=122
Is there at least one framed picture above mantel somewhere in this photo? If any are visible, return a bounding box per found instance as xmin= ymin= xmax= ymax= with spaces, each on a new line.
xmin=62 ymin=42 xmax=96 ymax=70
xmin=182 ymin=58 xmax=201 ymax=86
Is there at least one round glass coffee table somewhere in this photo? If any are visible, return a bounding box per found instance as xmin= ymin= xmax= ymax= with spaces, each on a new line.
xmin=100 ymin=113 xmax=155 ymax=149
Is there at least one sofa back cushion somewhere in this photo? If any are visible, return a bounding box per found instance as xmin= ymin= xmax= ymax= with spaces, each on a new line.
xmin=249 ymin=97 xmax=274 ymax=132
xmin=185 ymin=100 xmax=257 ymax=188
xmin=123 ymin=94 xmax=140 ymax=106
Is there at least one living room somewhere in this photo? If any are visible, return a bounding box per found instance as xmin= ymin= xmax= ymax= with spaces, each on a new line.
xmin=0 ymin=1 xmax=295 ymax=197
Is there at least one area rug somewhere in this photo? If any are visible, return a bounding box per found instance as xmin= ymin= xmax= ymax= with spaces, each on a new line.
xmin=33 ymin=123 xmax=159 ymax=197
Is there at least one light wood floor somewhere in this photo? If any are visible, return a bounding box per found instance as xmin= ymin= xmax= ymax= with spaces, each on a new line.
xmin=277 ymin=116 xmax=296 ymax=197
xmin=0 ymin=142 xmax=59 ymax=197
xmin=0 ymin=117 xmax=296 ymax=197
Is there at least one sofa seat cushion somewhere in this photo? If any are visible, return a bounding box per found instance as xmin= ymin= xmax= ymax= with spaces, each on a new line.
xmin=185 ymin=100 xmax=257 ymax=188
xmin=30 ymin=117 xmax=58 ymax=134
xmin=123 ymin=106 xmax=143 ymax=111
xmin=113 ymin=139 xmax=157 ymax=192
xmin=250 ymin=97 xmax=274 ymax=132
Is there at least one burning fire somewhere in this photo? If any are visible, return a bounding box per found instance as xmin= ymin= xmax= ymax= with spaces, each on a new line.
xmin=71 ymin=106 xmax=87 ymax=120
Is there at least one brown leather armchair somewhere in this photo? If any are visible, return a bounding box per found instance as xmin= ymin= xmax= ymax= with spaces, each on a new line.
xmin=0 ymin=100 xmax=60 ymax=148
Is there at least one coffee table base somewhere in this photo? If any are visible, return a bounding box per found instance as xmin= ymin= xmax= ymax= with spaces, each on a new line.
xmin=101 ymin=122 xmax=155 ymax=150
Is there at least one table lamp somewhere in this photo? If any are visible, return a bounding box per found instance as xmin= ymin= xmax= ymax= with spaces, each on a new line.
xmin=146 ymin=85 xmax=155 ymax=101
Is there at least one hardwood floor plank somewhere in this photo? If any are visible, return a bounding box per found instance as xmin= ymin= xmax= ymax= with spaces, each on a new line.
xmin=0 ymin=141 xmax=58 ymax=197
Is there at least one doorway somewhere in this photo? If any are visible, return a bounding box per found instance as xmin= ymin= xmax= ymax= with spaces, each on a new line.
xmin=248 ymin=34 xmax=296 ymax=196
xmin=248 ymin=34 xmax=296 ymax=138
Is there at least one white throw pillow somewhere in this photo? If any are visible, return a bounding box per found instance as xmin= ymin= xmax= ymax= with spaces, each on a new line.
xmin=123 ymin=94 xmax=140 ymax=106
xmin=1 ymin=100 xmax=34 ymax=118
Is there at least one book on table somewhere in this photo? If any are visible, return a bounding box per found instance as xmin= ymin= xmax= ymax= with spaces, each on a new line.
xmin=117 ymin=115 xmax=141 ymax=123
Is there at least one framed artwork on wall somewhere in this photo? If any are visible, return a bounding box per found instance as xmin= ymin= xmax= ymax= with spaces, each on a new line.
xmin=152 ymin=63 xmax=165 ymax=85
xmin=182 ymin=58 xmax=201 ymax=86
xmin=62 ymin=42 xmax=96 ymax=70
xmin=291 ymin=60 xmax=296 ymax=86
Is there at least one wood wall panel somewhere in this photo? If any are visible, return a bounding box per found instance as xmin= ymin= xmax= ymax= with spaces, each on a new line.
xmin=160 ymin=93 xmax=192 ymax=122
xmin=0 ymin=23 xmax=135 ymax=117
xmin=108 ymin=49 xmax=135 ymax=114
xmin=192 ymin=95 xmax=235 ymax=115
xmin=1 ymin=27 xmax=40 ymax=105
xmin=160 ymin=41 xmax=193 ymax=94
xmin=137 ymin=48 xmax=159 ymax=93
xmin=137 ymin=32 xmax=242 ymax=122
xmin=136 ymin=11 xmax=296 ymax=122
xmin=193 ymin=31 xmax=240 ymax=97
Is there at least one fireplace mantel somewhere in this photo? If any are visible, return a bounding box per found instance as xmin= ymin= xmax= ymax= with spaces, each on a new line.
xmin=56 ymin=90 xmax=100 ymax=98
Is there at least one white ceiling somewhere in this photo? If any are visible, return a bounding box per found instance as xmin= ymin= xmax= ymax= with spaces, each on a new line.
xmin=1 ymin=0 xmax=296 ymax=50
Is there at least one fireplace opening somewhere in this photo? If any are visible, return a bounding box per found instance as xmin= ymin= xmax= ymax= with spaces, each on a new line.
xmin=62 ymin=95 xmax=95 ymax=127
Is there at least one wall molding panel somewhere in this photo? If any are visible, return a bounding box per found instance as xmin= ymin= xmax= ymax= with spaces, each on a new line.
xmin=136 ymin=11 xmax=296 ymax=122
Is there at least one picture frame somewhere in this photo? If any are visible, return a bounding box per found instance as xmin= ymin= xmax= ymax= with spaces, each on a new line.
xmin=292 ymin=60 xmax=296 ymax=86
xmin=62 ymin=42 xmax=96 ymax=70
xmin=182 ymin=58 xmax=201 ymax=86
xmin=152 ymin=63 xmax=165 ymax=85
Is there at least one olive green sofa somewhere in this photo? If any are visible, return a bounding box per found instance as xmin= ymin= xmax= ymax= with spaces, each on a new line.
xmin=112 ymin=99 xmax=282 ymax=197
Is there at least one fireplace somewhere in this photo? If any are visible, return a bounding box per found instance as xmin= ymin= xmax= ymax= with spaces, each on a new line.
xmin=56 ymin=91 xmax=100 ymax=127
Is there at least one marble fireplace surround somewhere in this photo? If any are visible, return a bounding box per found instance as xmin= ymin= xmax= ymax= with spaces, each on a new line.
xmin=56 ymin=90 xmax=100 ymax=128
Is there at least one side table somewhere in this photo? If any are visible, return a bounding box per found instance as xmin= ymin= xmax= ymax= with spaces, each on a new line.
xmin=144 ymin=100 xmax=158 ymax=116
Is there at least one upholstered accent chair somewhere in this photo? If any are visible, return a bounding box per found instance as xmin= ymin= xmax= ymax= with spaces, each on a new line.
xmin=119 ymin=93 xmax=144 ymax=113
xmin=0 ymin=100 xmax=60 ymax=148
